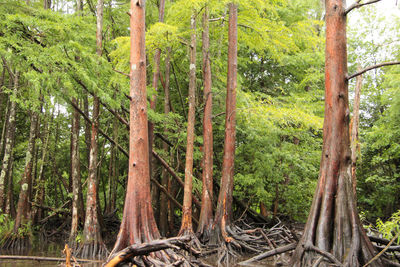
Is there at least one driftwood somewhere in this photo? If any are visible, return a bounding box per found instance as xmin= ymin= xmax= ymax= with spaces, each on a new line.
xmin=104 ymin=235 xmax=198 ymax=267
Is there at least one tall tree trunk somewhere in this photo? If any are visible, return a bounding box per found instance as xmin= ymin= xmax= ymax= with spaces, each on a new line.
xmin=6 ymin=158 xmax=15 ymax=218
xmin=197 ymin=6 xmax=214 ymax=240
xmin=214 ymin=2 xmax=237 ymax=241
xmin=290 ymin=1 xmax=381 ymax=266
xmin=69 ymin=98 xmax=84 ymax=247
xmin=160 ymin=46 xmax=171 ymax=236
xmin=76 ymin=0 xmax=83 ymax=13
xmin=351 ymin=67 xmax=362 ymax=197
xmin=149 ymin=0 xmax=165 ymax=231
xmin=109 ymin=0 xmax=162 ymax=255
xmin=84 ymin=95 xmax=91 ymax=167
xmin=106 ymin=117 xmax=118 ymax=214
xmin=44 ymin=0 xmax=51 ymax=10
xmin=79 ymin=0 xmax=107 ymax=258
xmin=14 ymin=110 xmax=39 ymax=235
xmin=178 ymin=11 xmax=197 ymax=237
xmin=0 ymin=100 xmax=8 ymax=163
xmin=32 ymin=106 xmax=51 ymax=224
xmin=0 ymin=72 xmax=17 ymax=212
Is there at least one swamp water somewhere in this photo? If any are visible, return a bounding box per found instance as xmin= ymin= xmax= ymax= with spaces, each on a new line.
xmin=0 ymin=242 xmax=280 ymax=266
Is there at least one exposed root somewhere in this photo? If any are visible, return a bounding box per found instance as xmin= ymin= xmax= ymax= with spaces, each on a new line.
xmin=104 ymin=236 xmax=200 ymax=267
xmin=206 ymin=219 xmax=298 ymax=266
xmin=1 ymin=234 xmax=31 ymax=252
xmin=75 ymin=240 xmax=108 ymax=259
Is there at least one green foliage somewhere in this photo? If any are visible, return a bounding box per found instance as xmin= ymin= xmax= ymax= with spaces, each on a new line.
xmin=0 ymin=213 xmax=15 ymax=244
xmin=234 ymin=90 xmax=323 ymax=221
xmin=376 ymin=210 xmax=400 ymax=244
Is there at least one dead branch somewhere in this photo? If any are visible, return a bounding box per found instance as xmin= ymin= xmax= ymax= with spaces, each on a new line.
xmin=112 ymin=68 xmax=129 ymax=77
xmin=347 ymin=61 xmax=400 ymax=80
xmin=238 ymin=243 xmax=296 ymax=265
xmin=362 ymin=232 xmax=400 ymax=267
xmin=345 ymin=0 xmax=383 ymax=15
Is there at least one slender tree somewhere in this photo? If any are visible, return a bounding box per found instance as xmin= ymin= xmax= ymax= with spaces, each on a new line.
xmin=32 ymin=106 xmax=51 ymax=224
xmin=160 ymin=46 xmax=171 ymax=236
xmin=69 ymin=98 xmax=84 ymax=246
xmin=351 ymin=67 xmax=362 ymax=197
xmin=106 ymin=116 xmax=119 ymax=214
xmin=178 ymin=11 xmax=197 ymax=237
xmin=290 ymin=1 xmax=382 ymax=266
xmin=150 ymin=0 xmax=167 ymax=236
xmin=0 ymin=71 xmax=17 ymax=212
xmin=79 ymin=0 xmax=107 ymax=258
xmin=14 ymin=110 xmax=39 ymax=238
xmin=197 ymin=5 xmax=214 ymax=240
xmin=214 ymin=2 xmax=237 ymax=241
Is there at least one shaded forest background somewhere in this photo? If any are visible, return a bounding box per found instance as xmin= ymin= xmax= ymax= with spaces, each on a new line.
xmin=0 ymin=0 xmax=399 ymax=253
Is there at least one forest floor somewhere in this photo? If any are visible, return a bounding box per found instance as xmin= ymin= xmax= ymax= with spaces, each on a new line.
xmin=0 ymin=215 xmax=301 ymax=266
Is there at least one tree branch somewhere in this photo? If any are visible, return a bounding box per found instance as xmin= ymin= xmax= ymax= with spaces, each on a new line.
xmin=363 ymin=232 xmax=400 ymax=267
xmin=347 ymin=61 xmax=400 ymax=80
xmin=345 ymin=0 xmax=383 ymax=15
xmin=238 ymin=243 xmax=297 ymax=265
xmin=112 ymin=68 xmax=130 ymax=77
xmin=1 ymin=56 xmax=14 ymax=80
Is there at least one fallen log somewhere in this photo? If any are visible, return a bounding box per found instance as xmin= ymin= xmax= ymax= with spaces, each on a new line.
xmin=104 ymin=235 xmax=197 ymax=267
xmin=238 ymin=242 xmax=296 ymax=265
xmin=0 ymin=255 xmax=102 ymax=263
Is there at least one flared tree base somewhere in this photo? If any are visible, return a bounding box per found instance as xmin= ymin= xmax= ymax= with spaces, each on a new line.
xmin=1 ymin=234 xmax=31 ymax=252
xmin=76 ymin=240 xmax=108 ymax=259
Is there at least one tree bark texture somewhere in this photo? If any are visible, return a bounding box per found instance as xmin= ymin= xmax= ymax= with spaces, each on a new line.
xmin=197 ymin=6 xmax=214 ymax=239
xmin=0 ymin=72 xmax=17 ymax=212
xmin=32 ymin=107 xmax=51 ymax=224
xmin=290 ymin=1 xmax=381 ymax=266
xmin=80 ymin=0 xmax=107 ymax=258
xmin=178 ymin=12 xmax=197 ymax=236
xmin=351 ymin=68 xmax=362 ymax=197
xmin=214 ymin=2 xmax=237 ymax=234
xmin=69 ymin=98 xmax=84 ymax=246
xmin=109 ymin=0 xmax=162 ymax=256
xmin=14 ymin=110 xmax=39 ymax=232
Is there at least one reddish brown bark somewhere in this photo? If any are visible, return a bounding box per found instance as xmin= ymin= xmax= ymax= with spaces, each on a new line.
xmin=214 ymin=3 xmax=237 ymax=238
xmin=109 ymin=0 xmax=161 ymax=255
xmin=178 ymin=12 xmax=197 ymax=236
xmin=290 ymin=1 xmax=381 ymax=266
xmin=197 ymin=6 xmax=214 ymax=240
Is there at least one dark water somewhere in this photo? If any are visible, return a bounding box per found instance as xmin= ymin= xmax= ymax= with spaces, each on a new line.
xmin=0 ymin=243 xmax=280 ymax=267
xmin=0 ymin=241 xmax=103 ymax=267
